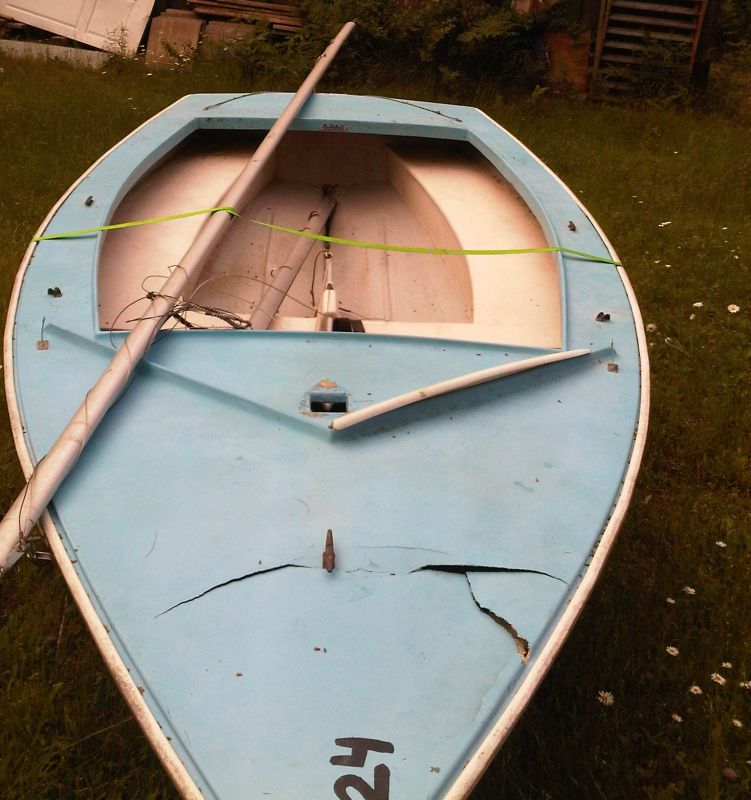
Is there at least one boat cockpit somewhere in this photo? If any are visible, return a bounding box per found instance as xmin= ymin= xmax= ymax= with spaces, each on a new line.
xmin=98 ymin=130 xmax=561 ymax=348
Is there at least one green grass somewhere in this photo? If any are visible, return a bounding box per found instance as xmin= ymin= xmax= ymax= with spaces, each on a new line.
xmin=0 ymin=53 xmax=749 ymax=800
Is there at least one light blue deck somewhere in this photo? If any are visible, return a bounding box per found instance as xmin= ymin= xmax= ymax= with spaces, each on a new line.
xmin=10 ymin=94 xmax=643 ymax=799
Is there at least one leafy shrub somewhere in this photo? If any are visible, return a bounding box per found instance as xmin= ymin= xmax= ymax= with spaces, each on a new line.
xmin=297 ymin=0 xmax=564 ymax=89
xmin=721 ymin=0 xmax=751 ymax=50
xmin=702 ymin=0 xmax=751 ymax=119
xmin=602 ymin=37 xmax=693 ymax=106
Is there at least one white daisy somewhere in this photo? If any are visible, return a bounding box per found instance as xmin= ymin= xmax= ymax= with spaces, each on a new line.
xmin=597 ymin=691 xmax=615 ymax=706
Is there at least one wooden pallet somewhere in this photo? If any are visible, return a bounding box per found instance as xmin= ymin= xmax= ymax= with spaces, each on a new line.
xmin=591 ymin=0 xmax=708 ymax=96
xmin=186 ymin=0 xmax=303 ymax=34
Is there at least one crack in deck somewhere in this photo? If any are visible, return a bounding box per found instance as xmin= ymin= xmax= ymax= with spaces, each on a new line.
xmin=411 ymin=564 xmax=565 ymax=582
xmin=157 ymin=561 xmax=563 ymax=660
xmin=412 ymin=564 xmax=566 ymax=662
xmin=156 ymin=564 xmax=309 ymax=617
xmin=464 ymin=576 xmax=531 ymax=662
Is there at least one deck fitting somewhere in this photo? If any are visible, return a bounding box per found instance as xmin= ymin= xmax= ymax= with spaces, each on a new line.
xmin=323 ymin=529 xmax=336 ymax=573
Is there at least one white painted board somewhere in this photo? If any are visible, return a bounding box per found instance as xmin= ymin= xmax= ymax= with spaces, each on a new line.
xmin=0 ymin=0 xmax=156 ymax=52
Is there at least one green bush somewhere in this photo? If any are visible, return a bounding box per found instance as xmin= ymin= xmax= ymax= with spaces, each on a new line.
xmin=596 ymin=36 xmax=694 ymax=107
xmin=721 ymin=0 xmax=751 ymax=50
xmin=701 ymin=0 xmax=751 ymax=119
xmin=296 ymin=0 xmax=564 ymax=89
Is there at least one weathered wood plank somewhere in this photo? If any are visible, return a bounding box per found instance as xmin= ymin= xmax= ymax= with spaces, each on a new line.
xmin=187 ymin=0 xmax=300 ymax=13
xmin=609 ymin=12 xmax=697 ymax=29
xmin=191 ymin=5 xmax=303 ymax=28
xmin=607 ymin=25 xmax=694 ymax=41
xmin=611 ymin=0 xmax=700 ymax=16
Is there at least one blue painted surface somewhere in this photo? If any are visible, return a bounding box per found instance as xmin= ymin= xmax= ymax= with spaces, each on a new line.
xmin=10 ymin=94 xmax=643 ymax=799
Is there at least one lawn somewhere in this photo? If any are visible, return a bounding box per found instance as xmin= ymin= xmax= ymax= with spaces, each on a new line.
xmin=0 ymin=49 xmax=749 ymax=800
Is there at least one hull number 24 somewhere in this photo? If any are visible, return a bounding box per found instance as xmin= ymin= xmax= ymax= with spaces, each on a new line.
xmin=330 ymin=737 xmax=395 ymax=799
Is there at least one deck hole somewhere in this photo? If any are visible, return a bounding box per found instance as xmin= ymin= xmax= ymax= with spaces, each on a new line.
xmin=310 ymin=392 xmax=348 ymax=413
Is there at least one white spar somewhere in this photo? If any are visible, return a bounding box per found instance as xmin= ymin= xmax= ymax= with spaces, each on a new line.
xmin=0 ymin=21 xmax=357 ymax=574
xmin=330 ymin=348 xmax=592 ymax=431
xmin=250 ymin=195 xmax=337 ymax=330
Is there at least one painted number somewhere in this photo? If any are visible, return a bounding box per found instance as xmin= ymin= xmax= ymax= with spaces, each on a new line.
xmin=330 ymin=737 xmax=394 ymax=800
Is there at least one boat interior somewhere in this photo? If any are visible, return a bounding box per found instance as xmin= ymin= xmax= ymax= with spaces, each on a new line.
xmin=98 ymin=130 xmax=561 ymax=348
